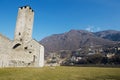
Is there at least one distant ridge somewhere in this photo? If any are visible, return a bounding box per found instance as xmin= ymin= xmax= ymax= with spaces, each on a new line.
xmin=40 ymin=30 xmax=120 ymax=53
xmin=94 ymin=30 xmax=120 ymax=41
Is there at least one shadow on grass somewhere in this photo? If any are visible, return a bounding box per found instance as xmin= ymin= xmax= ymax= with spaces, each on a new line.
xmin=95 ymin=75 xmax=120 ymax=80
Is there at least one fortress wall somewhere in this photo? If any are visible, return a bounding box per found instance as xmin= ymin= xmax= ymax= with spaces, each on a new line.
xmin=0 ymin=34 xmax=12 ymax=54
xmin=0 ymin=34 xmax=11 ymax=67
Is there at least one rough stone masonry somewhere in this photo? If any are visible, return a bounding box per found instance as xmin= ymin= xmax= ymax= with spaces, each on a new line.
xmin=0 ymin=6 xmax=44 ymax=67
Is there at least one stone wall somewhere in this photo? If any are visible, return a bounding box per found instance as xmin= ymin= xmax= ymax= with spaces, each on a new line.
xmin=0 ymin=34 xmax=11 ymax=67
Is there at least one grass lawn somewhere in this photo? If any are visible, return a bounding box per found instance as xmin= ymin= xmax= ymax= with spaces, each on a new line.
xmin=0 ymin=66 xmax=119 ymax=80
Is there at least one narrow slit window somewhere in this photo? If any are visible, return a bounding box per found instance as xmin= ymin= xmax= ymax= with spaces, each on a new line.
xmin=19 ymin=32 xmax=21 ymax=35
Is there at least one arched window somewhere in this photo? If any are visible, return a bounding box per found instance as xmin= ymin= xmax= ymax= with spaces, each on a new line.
xmin=13 ymin=43 xmax=21 ymax=49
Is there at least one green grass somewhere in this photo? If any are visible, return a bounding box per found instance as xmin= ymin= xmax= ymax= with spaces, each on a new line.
xmin=0 ymin=66 xmax=119 ymax=80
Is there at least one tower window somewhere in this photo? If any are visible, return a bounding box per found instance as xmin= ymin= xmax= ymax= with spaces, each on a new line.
xmin=28 ymin=63 xmax=31 ymax=65
xmin=19 ymin=32 xmax=21 ymax=35
xmin=29 ymin=51 xmax=32 ymax=54
xmin=24 ymin=47 xmax=28 ymax=50
xmin=33 ymin=55 xmax=36 ymax=62
xmin=20 ymin=38 xmax=22 ymax=41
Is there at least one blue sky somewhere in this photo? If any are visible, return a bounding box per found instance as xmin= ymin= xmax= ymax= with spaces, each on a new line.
xmin=0 ymin=0 xmax=120 ymax=40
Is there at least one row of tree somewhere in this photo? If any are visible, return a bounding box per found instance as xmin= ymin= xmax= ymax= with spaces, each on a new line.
xmin=61 ymin=54 xmax=120 ymax=66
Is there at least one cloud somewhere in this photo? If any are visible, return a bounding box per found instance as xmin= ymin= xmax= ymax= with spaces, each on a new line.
xmin=85 ymin=25 xmax=101 ymax=32
xmin=85 ymin=25 xmax=94 ymax=32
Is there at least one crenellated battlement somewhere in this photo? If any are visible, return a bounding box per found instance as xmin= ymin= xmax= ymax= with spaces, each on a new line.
xmin=19 ymin=6 xmax=34 ymax=12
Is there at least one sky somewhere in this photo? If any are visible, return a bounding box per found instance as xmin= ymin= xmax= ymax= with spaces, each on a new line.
xmin=0 ymin=0 xmax=120 ymax=40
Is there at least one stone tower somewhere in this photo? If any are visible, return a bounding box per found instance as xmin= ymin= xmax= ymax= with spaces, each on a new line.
xmin=14 ymin=6 xmax=34 ymax=44
xmin=0 ymin=6 xmax=44 ymax=67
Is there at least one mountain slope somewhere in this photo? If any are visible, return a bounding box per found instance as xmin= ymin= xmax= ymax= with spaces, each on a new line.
xmin=95 ymin=30 xmax=120 ymax=41
xmin=40 ymin=30 xmax=115 ymax=53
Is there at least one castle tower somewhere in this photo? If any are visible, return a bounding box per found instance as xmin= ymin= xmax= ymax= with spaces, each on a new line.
xmin=14 ymin=6 xmax=34 ymax=44
xmin=0 ymin=6 xmax=44 ymax=67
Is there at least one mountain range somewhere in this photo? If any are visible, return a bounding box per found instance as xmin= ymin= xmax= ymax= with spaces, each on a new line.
xmin=40 ymin=30 xmax=120 ymax=54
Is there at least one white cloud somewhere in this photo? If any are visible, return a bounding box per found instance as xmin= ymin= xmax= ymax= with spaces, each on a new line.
xmin=85 ymin=25 xmax=94 ymax=32
xmin=85 ymin=25 xmax=101 ymax=32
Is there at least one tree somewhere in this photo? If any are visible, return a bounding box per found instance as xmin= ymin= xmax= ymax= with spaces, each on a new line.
xmin=87 ymin=54 xmax=103 ymax=64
